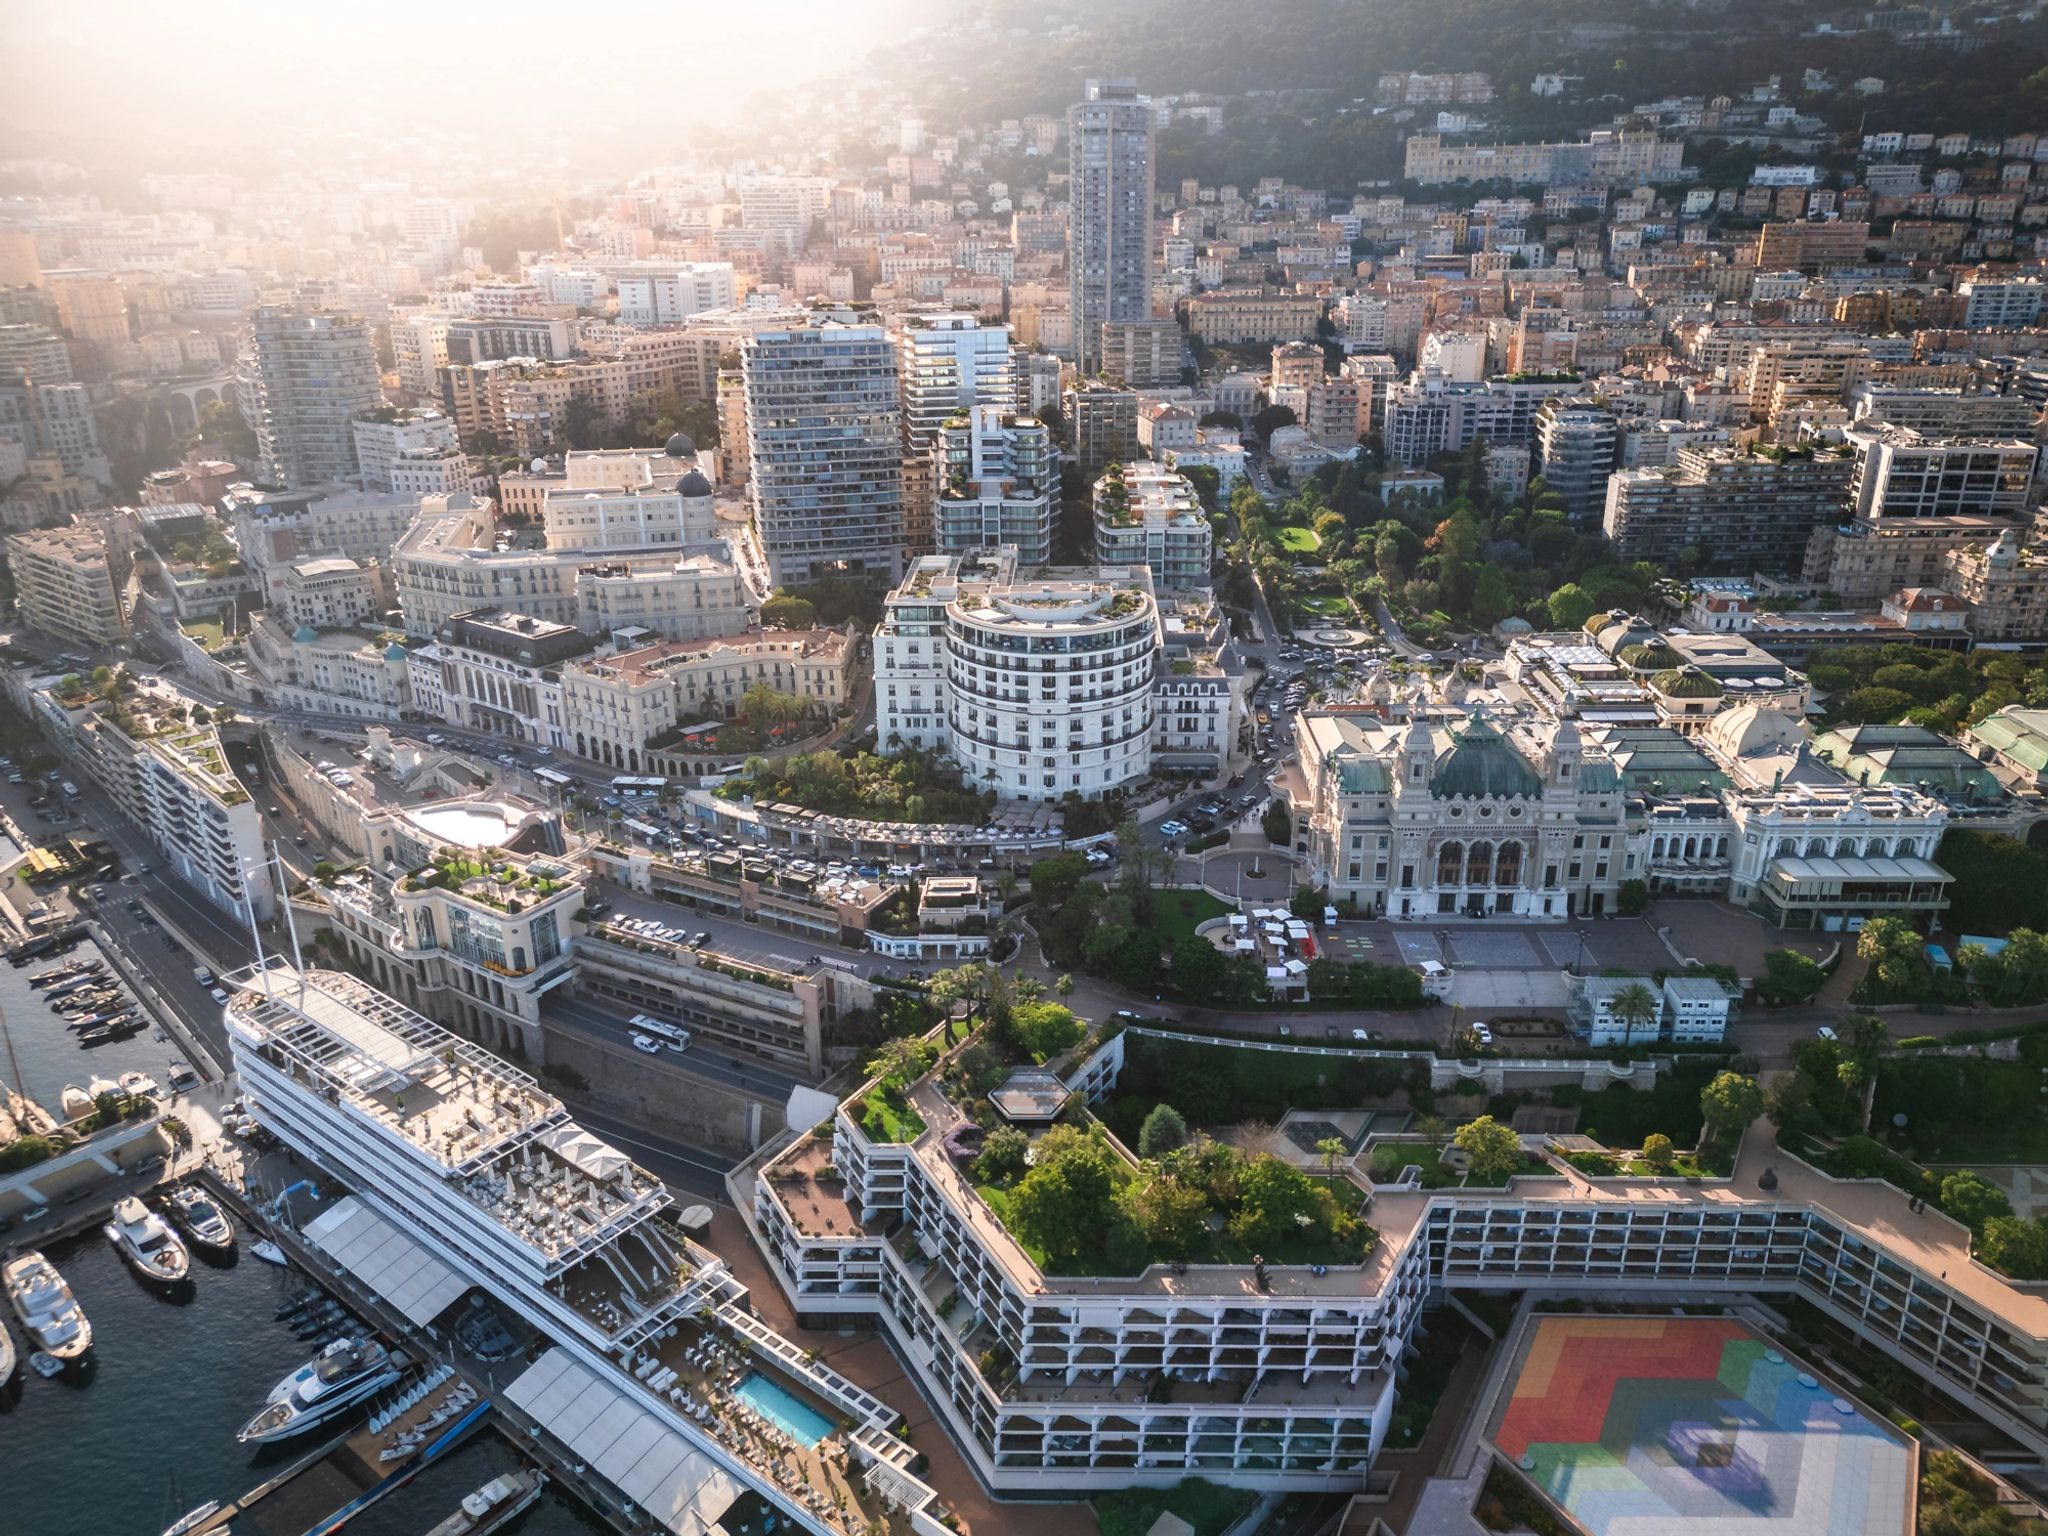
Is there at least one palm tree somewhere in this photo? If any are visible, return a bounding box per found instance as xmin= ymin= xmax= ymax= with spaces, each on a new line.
xmin=1612 ymin=981 xmax=1661 ymax=1041
xmin=1316 ymin=1136 xmax=1346 ymax=1179
xmin=1419 ymin=1114 xmax=1448 ymax=1161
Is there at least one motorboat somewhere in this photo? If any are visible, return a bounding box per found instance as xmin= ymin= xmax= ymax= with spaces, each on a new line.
xmin=59 ymin=1084 xmax=93 ymax=1118
xmin=237 ymin=1338 xmax=403 ymax=1443
xmin=250 ymin=1239 xmax=289 ymax=1267
xmin=3 ymin=1252 xmax=92 ymax=1361
xmin=0 ymin=1315 xmax=14 ymax=1384
xmin=120 ymin=1071 xmax=162 ymax=1100
xmin=29 ymin=1350 xmax=64 ymax=1378
xmin=160 ymin=1501 xmax=222 ymax=1536
xmin=105 ymin=1196 xmax=192 ymax=1285
xmin=165 ymin=1186 xmax=234 ymax=1253
xmin=423 ymin=1469 xmax=547 ymax=1536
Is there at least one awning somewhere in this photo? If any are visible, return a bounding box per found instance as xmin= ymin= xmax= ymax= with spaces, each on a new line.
xmin=541 ymin=1123 xmax=632 ymax=1181
xmin=1769 ymin=855 xmax=1952 ymax=885
xmin=506 ymin=1348 xmax=742 ymax=1536
xmin=303 ymin=1196 xmax=468 ymax=1327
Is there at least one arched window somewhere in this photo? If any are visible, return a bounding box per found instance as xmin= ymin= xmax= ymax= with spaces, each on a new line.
xmin=1806 ymin=838 xmax=1828 ymax=857
xmin=1466 ymin=841 xmax=1494 ymax=886
xmin=1778 ymin=838 xmax=1797 ymax=856
xmin=1437 ymin=841 xmax=1464 ymax=885
xmin=1495 ymin=841 xmax=1523 ymax=887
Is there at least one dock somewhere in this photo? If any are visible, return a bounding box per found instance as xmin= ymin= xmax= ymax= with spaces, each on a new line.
xmin=185 ymin=1381 xmax=491 ymax=1536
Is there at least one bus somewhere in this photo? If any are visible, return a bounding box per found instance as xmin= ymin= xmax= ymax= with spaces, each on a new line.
xmin=611 ymin=775 xmax=667 ymax=796
xmin=534 ymin=766 xmax=574 ymax=791
xmin=629 ymin=1014 xmax=690 ymax=1051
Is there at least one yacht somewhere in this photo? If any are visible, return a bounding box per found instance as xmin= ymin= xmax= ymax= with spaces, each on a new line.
xmin=424 ymin=1469 xmax=547 ymax=1536
xmin=165 ymin=1186 xmax=234 ymax=1253
xmin=0 ymin=1316 xmax=15 ymax=1385
xmin=237 ymin=1338 xmax=403 ymax=1443
xmin=3 ymin=1252 xmax=93 ymax=1361
xmin=106 ymin=1196 xmax=191 ymax=1285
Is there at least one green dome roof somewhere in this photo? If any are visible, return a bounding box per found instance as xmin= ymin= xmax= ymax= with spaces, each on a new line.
xmin=1652 ymin=666 xmax=1724 ymax=699
xmin=384 ymin=642 xmax=409 ymax=661
xmin=1620 ymin=642 xmax=1682 ymax=671
xmin=293 ymin=625 xmax=319 ymax=643
xmin=1429 ymin=717 xmax=1544 ymax=800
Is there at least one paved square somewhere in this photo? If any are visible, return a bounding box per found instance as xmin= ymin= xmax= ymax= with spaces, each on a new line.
xmin=1444 ymin=931 xmax=1543 ymax=969
xmin=1490 ymin=1317 xmax=1911 ymax=1536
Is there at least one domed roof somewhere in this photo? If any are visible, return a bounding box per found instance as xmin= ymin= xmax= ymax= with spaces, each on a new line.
xmin=1652 ymin=665 xmax=1723 ymax=699
xmin=292 ymin=625 xmax=319 ymax=643
xmin=1620 ymin=642 xmax=1681 ymax=671
xmin=1429 ymin=716 xmax=1544 ymax=800
xmin=384 ymin=642 xmax=409 ymax=661
xmin=1703 ymin=701 xmax=1802 ymax=761
xmin=676 ymin=468 xmax=713 ymax=498
xmin=664 ymin=432 xmax=697 ymax=459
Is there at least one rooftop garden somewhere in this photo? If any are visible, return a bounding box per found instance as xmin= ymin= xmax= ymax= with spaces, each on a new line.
xmin=403 ymin=849 xmax=570 ymax=911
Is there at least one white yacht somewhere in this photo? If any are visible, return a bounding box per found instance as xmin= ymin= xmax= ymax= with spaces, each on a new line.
xmin=3 ymin=1251 xmax=93 ymax=1361
xmin=0 ymin=1315 xmax=15 ymax=1385
xmin=105 ymin=1195 xmax=192 ymax=1285
xmin=238 ymin=1338 xmax=403 ymax=1443
xmin=165 ymin=1185 xmax=234 ymax=1253
xmin=424 ymin=1469 xmax=547 ymax=1536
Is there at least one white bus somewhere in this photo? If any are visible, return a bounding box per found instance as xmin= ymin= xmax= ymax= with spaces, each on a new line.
xmin=629 ymin=1014 xmax=690 ymax=1051
xmin=534 ymin=766 xmax=574 ymax=791
xmin=611 ymin=775 xmax=667 ymax=796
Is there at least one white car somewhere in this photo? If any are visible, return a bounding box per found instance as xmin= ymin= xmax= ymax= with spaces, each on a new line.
xmin=630 ymin=1033 xmax=661 ymax=1054
xmin=1085 ymin=848 xmax=1113 ymax=866
xmin=1159 ymin=820 xmax=1189 ymax=838
xmin=1470 ymin=1023 xmax=1493 ymax=1044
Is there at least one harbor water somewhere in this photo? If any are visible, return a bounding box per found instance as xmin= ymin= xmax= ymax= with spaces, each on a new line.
xmin=0 ymin=933 xmax=193 ymax=1114
xmin=1 ymin=1225 xmax=603 ymax=1535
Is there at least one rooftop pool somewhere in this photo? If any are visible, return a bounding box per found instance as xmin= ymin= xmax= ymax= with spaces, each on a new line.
xmin=732 ymin=1371 xmax=836 ymax=1448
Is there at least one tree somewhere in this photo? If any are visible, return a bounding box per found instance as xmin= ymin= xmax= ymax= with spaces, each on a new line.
xmin=1548 ymin=583 xmax=1598 ymax=630
xmin=1980 ymin=1215 xmax=2048 ymax=1280
xmin=761 ymin=593 xmax=818 ymax=630
xmin=1008 ymin=1129 xmax=1123 ymax=1267
xmin=1055 ymin=973 xmax=1075 ymax=998
xmin=1857 ymin=915 xmax=1928 ymax=1000
xmin=1170 ymin=935 xmax=1228 ymax=999
xmin=1699 ymin=1071 xmax=1765 ymax=1153
xmin=1261 ymin=799 xmax=1293 ymax=846
xmin=1611 ymin=982 xmax=1660 ymax=1039
xmin=1833 ymin=687 xmax=1915 ymax=725
xmin=1418 ymin=1114 xmax=1448 ymax=1158
xmin=1641 ymin=1133 xmax=1675 ymax=1172
xmin=1615 ymin=878 xmax=1647 ymax=916
xmin=1469 ymin=566 xmax=1512 ymax=628
xmin=1028 ymin=852 xmax=1090 ymax=909
xmin=974 ymin=1127 xmax=1030 ymax=1185
xmin=1139 ymin=1103 xmax=1189 ymax=1158
xmin=1756 ymin=948 xmax=1826 ymax=1006
xmin=1452 ymin=1115 xmax=1523 ymax=1182
xmin=1934 ymin=830 xmax=2048 ymax=936
xmin=1007 ymin=1000 xmax=1085 ymax=1064
xmin=1316 ymin=1136 xmax=1347 ymax=1178
xmin=1250 ymin=404 xmax=1297 ymax=440
xmin=1124 ymin=1174 xmax=1211 ymax=1258
xmin=866 ymin=1036 xmax=937 ymax=1091
xmin=1229 ymin=1154 xmax=1326 ymax=1249
xmin=1939 ymin=1170 xmax=2012 ymax=1233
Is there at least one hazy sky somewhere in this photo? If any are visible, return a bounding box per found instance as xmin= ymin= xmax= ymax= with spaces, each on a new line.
xmin=1 ymin=0 xmax=918 ymax=174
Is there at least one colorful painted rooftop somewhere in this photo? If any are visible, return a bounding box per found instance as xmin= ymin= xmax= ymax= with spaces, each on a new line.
xmin=1488 ymin=1315 xmax=1913 ymax=1536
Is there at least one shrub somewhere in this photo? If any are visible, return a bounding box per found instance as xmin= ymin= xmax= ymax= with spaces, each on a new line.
xmin=1137 ymin=1103 xmax=1189 ymax=1158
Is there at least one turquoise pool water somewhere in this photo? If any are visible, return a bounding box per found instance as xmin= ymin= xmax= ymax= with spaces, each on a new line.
xmin=732 ymin=1372 xmax=835 ymax=1447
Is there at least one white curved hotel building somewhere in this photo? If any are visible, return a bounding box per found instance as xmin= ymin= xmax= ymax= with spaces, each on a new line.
xmin=875 ymin=551 xmax=1165 ymax=802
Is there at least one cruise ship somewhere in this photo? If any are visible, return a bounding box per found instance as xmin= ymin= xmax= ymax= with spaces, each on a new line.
xmin=105 ymin=1196 xmax=192 ymax=1286
xmin=237 ymin=1337 xmax=402 ymax=1443
xmin=3 ymin=1252 xmax=92 ymax=1362
xmin=222 ymin=961 xmax=947 ymax=1536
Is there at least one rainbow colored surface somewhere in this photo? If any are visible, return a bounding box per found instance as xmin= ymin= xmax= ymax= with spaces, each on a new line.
xmin=1490 ymin=1317 xmax=1911 ymax=1536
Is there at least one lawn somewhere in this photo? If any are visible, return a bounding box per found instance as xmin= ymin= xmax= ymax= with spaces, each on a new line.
xmin=1871 ymin=1042 xmax=2048 ymax=1163
xmin=1367 ymin=1140 xmax=1548 ymax=1188
xmin=1096 ymin=1478 xmax=1257 ymax=1536
xmin=856 ymin=1086 xmax=926 ymax=1144
xmin=180 ymin=616 xmax=227 ymax=652
xmin=1274 ymin=524 xmax=1323 ymax=555
xmin=1293 ymin=592 xmax=1353 ymax=617
xmin=1150 ymin=888 xmax=1233 ymax=947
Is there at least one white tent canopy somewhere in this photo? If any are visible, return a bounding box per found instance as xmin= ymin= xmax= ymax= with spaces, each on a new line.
xmin=303 ymin=1196 xmax=469 ymax=1327
xmin=541 ymin=1123 xmax=633 ymax=1181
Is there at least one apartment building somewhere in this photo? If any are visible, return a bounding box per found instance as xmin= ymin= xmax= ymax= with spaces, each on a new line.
xmin=1066 ymin=381 xmax=1141 ymax=475
xmin=557 ymin=628 xmax=855 ymax=773
xmin=933 ymin=407 xmax=1059 ymax=564
xmin=33 ymin=676 xmax=271 ymax=920
xmin=1844 ymin=425 xmax=2038 ymax=523
xmin=351 ymin=407 xmax=471 ymax=496
xmin=275 ymin=556 xmax=380 ymax=630
xmin=614 ymin=262 xmax=738 ymax=326
xmin=1099 ymin=318 xmax=1183 ymax=387
xmin=1069 ymin=79 xmax=1155 ymax=375
xmin=742 ymin=319 xmax=904 ymax=588
xmin=1184 ymin=289 xmax=1324 ymax=345
xmin=7 ymin=523 xmax=128 ymax=647
xmin=1092 ymin=461 xmax=1213 ymax=588
xmin=239 ymin=306 xmax=382 ymax=489
xmin=1402 ymin=128 xmax=1682 ymax=186
xmin=1380 ymin=372 xmax=1581 ymax=467
xmin=1533 ymin=399 xmax=1620 ymax=523
xmin=443 ymin=315 xmax=576 ymax=366
xmin=418 ymin=608 xmax=597 ymax=749
xmin=1602 ymin=447 xmax=1856 ymax=575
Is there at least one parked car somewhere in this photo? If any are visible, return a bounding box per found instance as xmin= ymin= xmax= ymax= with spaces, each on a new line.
xmin=1158 ymin=819 xmax=1188 ymax=837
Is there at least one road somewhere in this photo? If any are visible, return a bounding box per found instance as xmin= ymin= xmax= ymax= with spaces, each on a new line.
xmin=569 ymin=1105 xmax=738 ymax=1203
xmin=542 ymin=991 xmax=807 ymax=1101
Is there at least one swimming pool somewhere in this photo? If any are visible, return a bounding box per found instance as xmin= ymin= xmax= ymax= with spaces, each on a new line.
xmin=732 ymin=1372 xmax=836 ymax=1447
